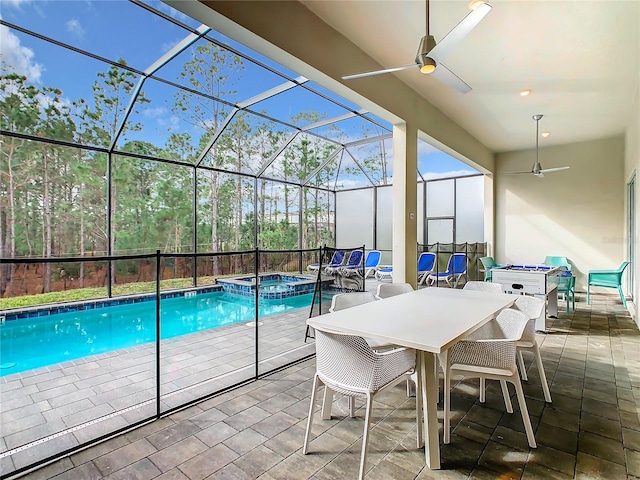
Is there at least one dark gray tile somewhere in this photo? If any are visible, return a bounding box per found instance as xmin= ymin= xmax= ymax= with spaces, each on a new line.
xmin=536 ymin=423 xmax=578 ymax=454
xmin=578 ymin=431 xmax=625 ymax=464
xmin=627 ymin=448 xmax=640 ymax=478
xmin=177 ymin=444 xmax=239 ymax=480
xmin=526 ymin=443 xmax=576 ymax=477
xmin=478 ymin=440 xmax=527 ymax=476
xmin=93 ymin=439 xmax=157 ymax=477
xmin=575 ymin=451 xmax=627 ymax=480
xmin=581 ymin=412 xmax=622 ymax=441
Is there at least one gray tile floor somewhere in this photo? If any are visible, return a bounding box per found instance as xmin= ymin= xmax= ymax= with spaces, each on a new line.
xmin=10 ymin=291 xmax=640 ymax=480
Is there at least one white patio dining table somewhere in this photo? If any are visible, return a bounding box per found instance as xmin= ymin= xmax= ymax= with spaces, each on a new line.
xmin=306 ymin=286 xmax=519 ymax=469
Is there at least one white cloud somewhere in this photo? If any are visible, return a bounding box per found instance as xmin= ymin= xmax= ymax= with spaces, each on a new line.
xmin=2 ymin=0 xmax=30 ymax=8
xmin=158 ymin=114 xmax=181 ymax=131
xmin=160 ymin=38 xmax=184 ymax=55
xmin=143 ymin=106 xmax=166 ymax=118
xmin=150 ymin=0 xmax=190 ymax=23
xmin=66 ymin=19 xmax=85 ymax=38
xmin=0 ymin=23 xmax=43 ymax=83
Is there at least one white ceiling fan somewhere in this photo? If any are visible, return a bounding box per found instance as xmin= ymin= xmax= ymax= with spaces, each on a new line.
xmin=504 ymin=114 xmax=570 ymax=178
xmin=341 ymin=0 xmax=492 ymax=93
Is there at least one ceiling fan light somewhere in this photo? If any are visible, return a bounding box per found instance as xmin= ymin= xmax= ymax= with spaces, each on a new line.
xmin=420 ymin=58 xmax=437 ymax=74
xmin=469 ymin=0 xmax=487 ymax=10
xmin=520 ymin=89 xmax=531 ymax=96
xmin=542 ymin=132 xmax=550 ymax=138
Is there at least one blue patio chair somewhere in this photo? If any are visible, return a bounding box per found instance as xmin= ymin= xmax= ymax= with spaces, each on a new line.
xmin=363 ymin=250 xmax=381 ymax=278
xmin=587 ymin=261 xmax=630 ymax=308
xmin=374 ymin=252 xmax=435 ymax=284
xmin=308 ymin=250 xmax=346 ymax=273
xmin=330 ymin=250 xmax=364 ymax=275
xmin=307 ymin=250 xmax=344 ymax=271
xmin=417 ymin=252 xmax=437 ymax=285
xmin=427 ymin=253 xmax=468 ymax=288
xmin=375 ymin=266 xmax=393 ymax=282
xmin=479 ymin=256 xmax=503 ymax=281
xmin=341 ymin=250 xmax=378 ymax=278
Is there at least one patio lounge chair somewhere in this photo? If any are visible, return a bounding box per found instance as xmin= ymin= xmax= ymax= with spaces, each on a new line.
xmin=307 ymin=250 xmax=345 ymax=272
xmin=427 ymin=253 xmax=468 ymax=287
xmin=341 ymin=250 xmax=380 ymax=278
xmin=374 ymin=252 xmax=436 ymax=284
xmin=363 ymin=250 xmax=381 ymax=278
xmin=328 ymin=250 xmax=363 ymax=276
xmin=417 ymin=252 xmax=437 ymax=285
xmin=375 ymin=266 xmax=393 ymax=282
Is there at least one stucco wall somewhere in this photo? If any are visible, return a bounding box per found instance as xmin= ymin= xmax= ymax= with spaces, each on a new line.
xmin=495 ymin=136 xmax=625 ymax=291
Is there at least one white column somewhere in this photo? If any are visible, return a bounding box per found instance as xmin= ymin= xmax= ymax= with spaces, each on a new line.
xmin=484 ymin=174 xmax=495 ymax=257
xmin=392 ymin=123 xmax=418 ymax=286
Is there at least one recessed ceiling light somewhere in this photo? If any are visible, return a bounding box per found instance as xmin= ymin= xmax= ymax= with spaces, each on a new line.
xmin=520 ymin=89 xmax=532 ymax=97
xmin=542 ymin=132 xmax=550 ymax=138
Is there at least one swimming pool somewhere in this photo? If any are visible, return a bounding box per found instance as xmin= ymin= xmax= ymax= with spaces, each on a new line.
xmin=0 ymin=290 xmax=318 ymax=377
xmin=216 ymin=273 xmax=331 ymax=299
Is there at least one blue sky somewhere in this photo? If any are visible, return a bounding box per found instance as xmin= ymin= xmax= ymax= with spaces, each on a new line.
xmin=0 ymin=0 xmax=477 ymax=181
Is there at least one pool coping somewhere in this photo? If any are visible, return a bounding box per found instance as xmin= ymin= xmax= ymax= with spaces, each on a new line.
xmin=0 ymin=285 xmax=224 ymax=321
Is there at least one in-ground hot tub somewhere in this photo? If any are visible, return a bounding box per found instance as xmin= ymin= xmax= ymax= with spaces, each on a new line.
xmin=217 ymin=273 xmax=332 ymax=300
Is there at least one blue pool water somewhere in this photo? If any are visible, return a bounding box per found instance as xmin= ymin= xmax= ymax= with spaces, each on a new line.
xmin=0 ymin=291 xmax=315 ymax=376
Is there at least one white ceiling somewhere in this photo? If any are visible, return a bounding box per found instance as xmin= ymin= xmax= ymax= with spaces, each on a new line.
xmin=301 ymin=0 xmax=640 ymax=153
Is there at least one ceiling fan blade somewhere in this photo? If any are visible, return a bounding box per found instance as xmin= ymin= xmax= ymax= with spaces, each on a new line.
xmin=342 ymin=63 xmax=417 ymax=80
xmin=431 ymin=63 xmax=472 ymax=93
xmin=503 ymin=171 xmax=533 ymax=175
xmin=539 ymin=166 xmax=571 ymax=173
xmin=429 ymin=2 xmax=492 ymax=61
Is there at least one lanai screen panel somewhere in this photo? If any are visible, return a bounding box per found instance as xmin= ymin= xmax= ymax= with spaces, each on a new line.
xmin=261 ymin=132 xmax=339 ymax=184
xmin=336 ymin=189 xmax=374 ymax=249
xmin=1 ymin=139 xmax=108 ymax=258
xmin=112 ymin=155 xmax=194 ymax=255
xmin=256 ymin=179 xmax=300 ymax=250
xmin=455 ymin=175 xmax=484 ymax=242
xmin=116 ymin=76 xmax=224 ymax=156
xmin=154 ymin=37 xmax=289 ymax=108
xmin=426 ymin=178 xmax=455 ymax=217
xmin=376 ymin=185 xmax=393 ymax=264
xmin=303 ymin=188 xmax=335 ymax=249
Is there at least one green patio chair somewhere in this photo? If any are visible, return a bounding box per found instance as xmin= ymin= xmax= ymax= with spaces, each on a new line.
xmin=544 ymin=256 xmax=571 ymax=271
xmin=556 ymin=274 xmax=576 ymax=314
xmin=587 ymin=261 xmax=630 ymax=308
xmin=479 ymin=256 xmax=503 ymax=281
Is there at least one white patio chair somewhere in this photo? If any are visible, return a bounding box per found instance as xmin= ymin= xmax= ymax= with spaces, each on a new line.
xmin=512 ymin=295 xmax=552 ymax=403
xmin=303 ymin=326 xmax=421 ymax=480
xmin=374 ymin=282 xmax=417 ymax=395
xmin=326 ymin=291 xmax=397 ymax=413
xmin=375 ymin=282 xmax=414 ymax=299
xmin=329 ymin=291 xmax=377 ymax=312
xmin=463 ymin=281 xmax=504 ymax=293
xmin=442 ymin=308 xmax=537 ymax=448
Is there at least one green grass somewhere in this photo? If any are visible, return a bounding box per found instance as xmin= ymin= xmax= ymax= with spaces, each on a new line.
xmin=0 ymin=277 xmax=216 ymax=310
